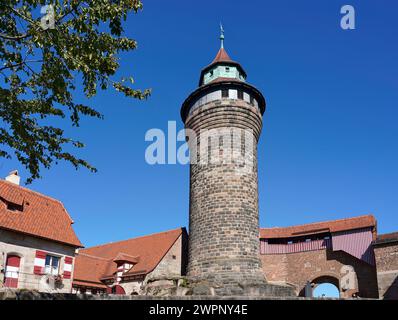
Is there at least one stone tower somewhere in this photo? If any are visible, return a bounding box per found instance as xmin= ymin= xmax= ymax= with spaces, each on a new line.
xmin=180 ymin=30 xmax=289 ymax=296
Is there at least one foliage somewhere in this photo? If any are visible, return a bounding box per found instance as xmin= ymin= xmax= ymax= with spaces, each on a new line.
xmin=0 ymin=0 xmax=150 ymax=183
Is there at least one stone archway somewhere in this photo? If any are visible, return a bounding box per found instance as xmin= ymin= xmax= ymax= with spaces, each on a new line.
xmin=311 ymin=275 xmax=340 ymax=298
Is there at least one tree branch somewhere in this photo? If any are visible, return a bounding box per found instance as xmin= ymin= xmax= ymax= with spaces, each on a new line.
xmin=0 ymin=32 xmax=29 ymax=40
xmin=0 ymin=60 xmax=43 ymax=72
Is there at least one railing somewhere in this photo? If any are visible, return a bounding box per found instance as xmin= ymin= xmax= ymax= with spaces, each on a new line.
xmin=1 ymin=270 xmax=66 ymax=291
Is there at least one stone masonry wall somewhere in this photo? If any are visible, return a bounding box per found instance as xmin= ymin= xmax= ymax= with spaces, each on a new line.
xmin=184 ymin=98 xmax=266 ymax=294
xmin=374 ymin=242 xmax=398 ymax=299
xmin=0 ymin=229 xmax=76 ymax=293
xmin=120 ymin=232 xmax=188 ymax=295
xmin=149 ymin=232 xmax=187 ymax=279
xmin=260 ymin=249 xmax=378 ymax=298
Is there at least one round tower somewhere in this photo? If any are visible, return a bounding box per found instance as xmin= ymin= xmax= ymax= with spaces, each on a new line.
xmin=180 ymin=30 xmax=270 ymax=295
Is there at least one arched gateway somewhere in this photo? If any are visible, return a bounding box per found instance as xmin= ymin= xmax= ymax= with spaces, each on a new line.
xmin=260 ymin=215 xmax=379 ymax=298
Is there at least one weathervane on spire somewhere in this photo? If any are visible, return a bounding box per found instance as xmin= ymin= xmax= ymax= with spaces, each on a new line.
xmin=219 ymin=22 xmax=224 ymax=48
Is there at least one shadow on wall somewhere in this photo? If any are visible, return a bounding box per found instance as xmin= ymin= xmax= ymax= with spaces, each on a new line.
xmin=325 ymin=250 xmax=379 ymax=298
xmin=383 ymin=275 xmax=398 ymax=300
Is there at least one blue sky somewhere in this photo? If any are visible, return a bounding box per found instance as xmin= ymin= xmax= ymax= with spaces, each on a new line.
xmin=1 ymin=0 xmax=397 ymax=247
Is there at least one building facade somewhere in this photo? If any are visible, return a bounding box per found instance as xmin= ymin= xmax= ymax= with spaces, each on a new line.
xmin=260 ymin=215 xmax=380 ymax=298
xmin=72 ymin=228 xmax=188 ymax=295
xmin=0 ymin=171 xmax=82 ymax=293
xmin=373 ymin=232 xmax=398 ymax=299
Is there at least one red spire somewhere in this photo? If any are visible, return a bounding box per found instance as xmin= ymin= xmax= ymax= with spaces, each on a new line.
xmin=212 ymin=47 xmax=233 ymax=64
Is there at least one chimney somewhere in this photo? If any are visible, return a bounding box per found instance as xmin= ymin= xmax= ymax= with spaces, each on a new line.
xmin=5 ymin=170 xmax=20 ymax=185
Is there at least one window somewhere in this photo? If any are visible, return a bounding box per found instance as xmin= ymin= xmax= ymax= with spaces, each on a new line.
xmin=7 ymin=202 xmax=23 ymax=212
xmin=221 ymin=89 xmax=228 ymax=98
xmin=225 ymin=67 xmax=230 ymax=72
xmin=210 ymin=70 xmax=213 ymax=76
xmin=45 ymin=255 xmax=60 ymax=275
xmin=250 ymin=95 xmax=254 ymax=105
xmin=237 ymin=90 xmax=243 ymax=100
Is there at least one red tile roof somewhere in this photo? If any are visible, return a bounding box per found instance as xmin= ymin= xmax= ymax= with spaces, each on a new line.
xmin=73 ymin=228 xmax=185 ymax=287
xmin=377 ymin=232 xmax=398 ymax=241
xmin=113 ymin=253 xmax=139 ymax=264
xmin=260 ymin=215 xmax=376 ymax=239
xmin=0 ymin=179 xmax=82 ymax=247
xmin=375 ymin=232 xmax=398 ymax=243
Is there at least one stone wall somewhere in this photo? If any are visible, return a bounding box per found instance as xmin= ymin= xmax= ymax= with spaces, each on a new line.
xmin=184 ymin=98 xmax=266 ymax=294
xmin=0 ymin=229 xmax=76 ymax=293
xmin=374 ymin=240 xmax=398 ymax=300
xmin=119 ymin=233 xmax=188 ymax=295
xmin=150 ymin=232 xmax=187 ymax=278
xmin=261 ymin=248 xmax=378 ymax=298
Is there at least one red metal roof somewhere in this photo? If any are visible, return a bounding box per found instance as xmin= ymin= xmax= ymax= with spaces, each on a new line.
xmin=212 ymin=47 xmax=233 ymax=63
xmin=0 ymin=179 xmax=82 ymax=247
xmin=73 ymin=228 xmax=185 ymax=287
xmin=199 ymin=47 xmax=247 ymax=86
xmin=260 ymin=215 xmax=376 ymax=239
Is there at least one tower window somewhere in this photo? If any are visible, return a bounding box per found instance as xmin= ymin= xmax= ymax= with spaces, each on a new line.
xmin=209 ymin=70 xmax=213 ymax=76
xmin=250 ymin=96 xmax=254 ymax=105
xmin=221 ymin=89 xmax=229 ymax=98
xmin=237 ymin=90 xmax=243 ymax=100
xmin=225 ymin=67 xmax=230 ymax=72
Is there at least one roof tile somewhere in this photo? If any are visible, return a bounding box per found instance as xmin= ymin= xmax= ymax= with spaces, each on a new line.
xmin=0 ymin=180 xmax=82 ymax=247
xmin=260 ymin=215 xmax=376 ymax=239
xmin=73 ymin=228 xmax=184 ymax=287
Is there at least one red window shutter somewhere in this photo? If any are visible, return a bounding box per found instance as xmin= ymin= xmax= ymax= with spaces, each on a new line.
xmin=63 ymin=256 xmax=73 ymax=279
xmin=35 ymin=250 xmax=47 ymax=259
xmin=33 ymin=266 xmax=43 ymax=275
xmin=34 ymin=250 xmax=47 ymax=275
xmin=64 ymin=256 xmax=73 ymax=264
xmin=7 ymin=256 xmax=21 ymax=267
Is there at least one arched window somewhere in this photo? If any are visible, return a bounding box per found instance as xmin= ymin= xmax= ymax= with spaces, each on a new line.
xmin=4 ymin=255 xmax=21 ymax=288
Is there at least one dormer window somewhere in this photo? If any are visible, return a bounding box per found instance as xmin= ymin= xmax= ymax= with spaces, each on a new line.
xmin=6 ymin=202 xmax=23 ymax=212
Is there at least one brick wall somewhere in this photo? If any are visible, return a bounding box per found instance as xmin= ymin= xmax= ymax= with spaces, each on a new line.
xmin=0 ymin=229 xmax=76 ymax=292
xmin=374 ymin=241 xmax=398 ymax=299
